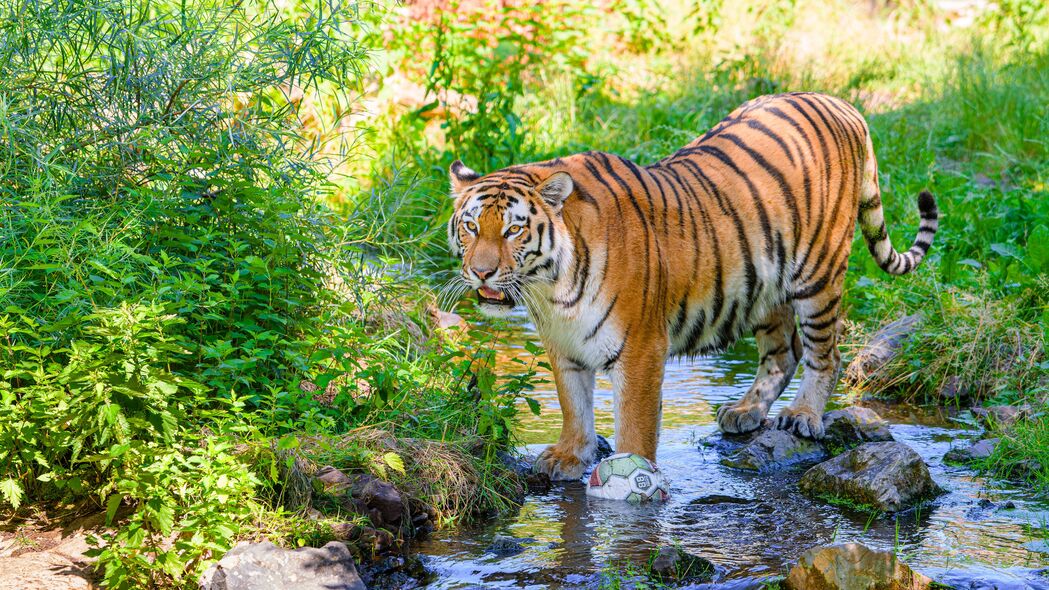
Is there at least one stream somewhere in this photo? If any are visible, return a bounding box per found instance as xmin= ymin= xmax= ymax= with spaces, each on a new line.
xmin=414 ymin=311 xmax=1049 ymax=589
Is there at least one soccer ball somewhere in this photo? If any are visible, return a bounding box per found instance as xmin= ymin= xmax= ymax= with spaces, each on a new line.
xmin=586 ymin=453 xmax=670 ymax=503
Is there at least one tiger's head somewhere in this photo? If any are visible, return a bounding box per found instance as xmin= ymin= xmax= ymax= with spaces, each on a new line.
xmin=447 ymin=160 xmax=574 ymax=317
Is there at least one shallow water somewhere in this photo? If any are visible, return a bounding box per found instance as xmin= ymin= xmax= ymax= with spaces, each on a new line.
xmin=416 ymin=311 xmax=1049 ymax=588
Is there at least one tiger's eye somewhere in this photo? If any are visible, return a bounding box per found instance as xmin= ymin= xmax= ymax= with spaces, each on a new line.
xmin=465 ymin=221 xmax=478 ymax=233
xmin=505 ymin=224 xmax=522 ymax=237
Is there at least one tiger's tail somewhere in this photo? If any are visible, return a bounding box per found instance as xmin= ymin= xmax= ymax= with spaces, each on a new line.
xmin=858 ymin=135 xmax=939 ymax=276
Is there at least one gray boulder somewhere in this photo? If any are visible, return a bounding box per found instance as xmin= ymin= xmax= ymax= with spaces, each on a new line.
xmin=822 ymin=407 xmax=894 ymax=453
xmin=784 ymin=543 xmax=933 ymax=590
xmin=721 ymin=428 xmax=826 ymax=472
xmin=199 ymin=541 xmax=365 ymax=590
xmin=800 ymin=442 xmax=942 ymax=513
xmin=944 ymin=438 xmax=999 ymax=465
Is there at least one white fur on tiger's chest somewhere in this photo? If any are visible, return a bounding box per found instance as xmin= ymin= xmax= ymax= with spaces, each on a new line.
xmin=524 ymin=286 xmax=624 ymax=371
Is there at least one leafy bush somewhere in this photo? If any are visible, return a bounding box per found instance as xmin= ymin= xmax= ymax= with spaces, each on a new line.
xmin=0 ymin=0 xmax=542 ymax=586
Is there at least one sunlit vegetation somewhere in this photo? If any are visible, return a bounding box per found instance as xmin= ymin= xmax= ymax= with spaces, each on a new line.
xmin=1 ymin=0 xmax=1047 ymax=587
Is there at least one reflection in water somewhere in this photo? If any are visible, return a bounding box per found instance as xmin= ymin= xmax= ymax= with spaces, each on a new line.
xmin=417 ymin=312 xmax=1049 ymax=588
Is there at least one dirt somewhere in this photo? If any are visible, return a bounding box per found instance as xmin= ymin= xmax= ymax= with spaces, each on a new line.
xmin=0 ymin=510 xmax=106 ymax=589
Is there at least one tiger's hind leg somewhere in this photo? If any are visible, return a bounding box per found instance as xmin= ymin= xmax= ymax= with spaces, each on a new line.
xmin=717 ymin=302 xmax=802 ymax=434
xmin=775 ymin=281 xmax=844 ymax=440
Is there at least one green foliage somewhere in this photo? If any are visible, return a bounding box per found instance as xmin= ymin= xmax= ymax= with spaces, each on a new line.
xmin=1 ymin=0 xmax=543 ymax=587
xmin=85 ymin=441 xmax=260 ymax=589
xmin=376 ymin=0 xmax=595 ymax=172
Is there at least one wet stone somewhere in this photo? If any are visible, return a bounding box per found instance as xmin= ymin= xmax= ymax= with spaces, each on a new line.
xmin=822 ymin=407 xmax=894 ymax=453
xmin=199 ymin=541 xmax=365 ymax=590
xmin=800 ymin=442 xmax=943 ymax=513
xmin=649 ymin=545 xmax=716 ymax=583
xmin=720 ymin=428 xmax=827 ymax=472
xmin=689 ymin=494 xmax=755 ymax=505
xmin=785 ymin=542 xmax=934 ymax=590
xmin=944 ymin=438 xmax=999 ymax=465
xmin=358 ymin=553 xmax=430 ymax=590
xmin=487 ymin=534 xmax=526 ymax=557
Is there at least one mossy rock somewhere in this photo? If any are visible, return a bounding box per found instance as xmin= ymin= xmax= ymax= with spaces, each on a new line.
xmin=800 ymin=442 xmax=942 ymax=513
xmin=721 ymin=428 xmax=827 ymax=472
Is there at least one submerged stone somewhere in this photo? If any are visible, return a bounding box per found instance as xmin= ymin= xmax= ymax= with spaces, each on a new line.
xmin=944 ymin=438 xmax=999 ymax=465
xmin=784 ymin=542 xmax=933 ymax=590
xmin=487 ymin=534 xmax=526 ymax=557
xmin=800 ymin=442 xmax=942 ymax=513
xmin=823 ymin=407 xmax=894 ymax=453
xmin=649 ymin=545 xmax=715 ymax=583
xmin=720 ymin=428 xmax=826 ymax=472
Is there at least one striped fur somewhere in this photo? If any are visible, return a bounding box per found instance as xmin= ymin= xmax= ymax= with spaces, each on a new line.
xmin=448 ymin=92 xmax=938 ymax=480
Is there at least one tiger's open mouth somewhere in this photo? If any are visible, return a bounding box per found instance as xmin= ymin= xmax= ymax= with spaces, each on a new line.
xmin=477 ymin=286 xmax=515 ymax=307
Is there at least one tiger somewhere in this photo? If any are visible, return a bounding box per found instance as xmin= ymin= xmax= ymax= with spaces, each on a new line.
xmin=446 ymin=92 xmax=938 ymax=481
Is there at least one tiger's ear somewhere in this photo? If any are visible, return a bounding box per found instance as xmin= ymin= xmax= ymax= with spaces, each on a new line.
xmin=536 ymin=172 xmax=574 ymax=211
xmin=449 ymin=160 xmax=481 ymax=193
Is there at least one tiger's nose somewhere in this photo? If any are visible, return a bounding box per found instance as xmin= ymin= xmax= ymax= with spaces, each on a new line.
xmin=471 ymin=266 xmax=496 ymax=281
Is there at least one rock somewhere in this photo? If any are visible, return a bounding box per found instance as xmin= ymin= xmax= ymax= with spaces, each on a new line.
xmin=844 ymin=314 xmax=923 ymax=389
xmin=823 ymin=407 xmax=894 ymax=452
xmin=199 ymin=541 xmax=365 ymax=590
xmin=596 ymin=435 xmax=614 ymax=461
xmin=358 ymin=553 xmax=430 ymax=590
xmin=362 ymin=478 xmax=403 ymax=527
xmin=487 ymin=534 xmax=526 ymax=557
xmin=784 ymin=543 xmax=933 ymax=590
xmin=721 ymin=428 xmax=827 ymax=472
xmin=972 ymin=406 xmax=1029 ymax=430
xmin=689 ymin=494 xmax=755 ymax=505
xmin=944 ymin=438 xmax=999 ymax=464
xmin=407 ymin=497 xmax=436 ymax=537
xmin=498 ymin=451 xmax=552 ymax=494
xmin=649 ymin=545 xmax=715 ymax=583
xmin=936 ymin=375 xmax=970 ymax=402
xmin=313 ymin=466 xmax=355 ymax=495
xmin=312 ymin=467 xmax=404 ymax=530
xmin=800 ymin=442 xmax=943 ymax=513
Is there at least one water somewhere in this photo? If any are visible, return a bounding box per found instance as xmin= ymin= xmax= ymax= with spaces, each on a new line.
xmin=415 ymin=311 xmax=1049 ymax=588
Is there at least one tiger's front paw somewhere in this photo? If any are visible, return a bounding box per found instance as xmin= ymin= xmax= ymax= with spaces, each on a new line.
xmin=534 ymin=443 xmax=593 ymax=481
xmin=717 ymin=401 xmax=768 ymax=434
xmin=775 ymin=406 xmax=825 ymax=439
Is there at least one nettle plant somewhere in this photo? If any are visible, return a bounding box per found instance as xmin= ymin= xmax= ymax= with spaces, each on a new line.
xmin=0 ymin=0 xmax=371 ymax=587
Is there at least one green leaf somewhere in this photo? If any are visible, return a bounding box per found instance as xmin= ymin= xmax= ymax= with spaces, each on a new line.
xmin=383 ymin=452 xmax=406 ymax=475
xmin=0 ymin=478 xmax=23 ymax=509
xmin=106 ymin=494 xmax=122 ymax=525
xmin=276 ymin=435 xmax=299 ymax=451
xmin=1028 ymin=225 xmax=1049 ymax=271
xmin=526 ymin=397 xmax=542 ymax=416
xmin=990 ymin=242 xmax=1022 ymax=259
